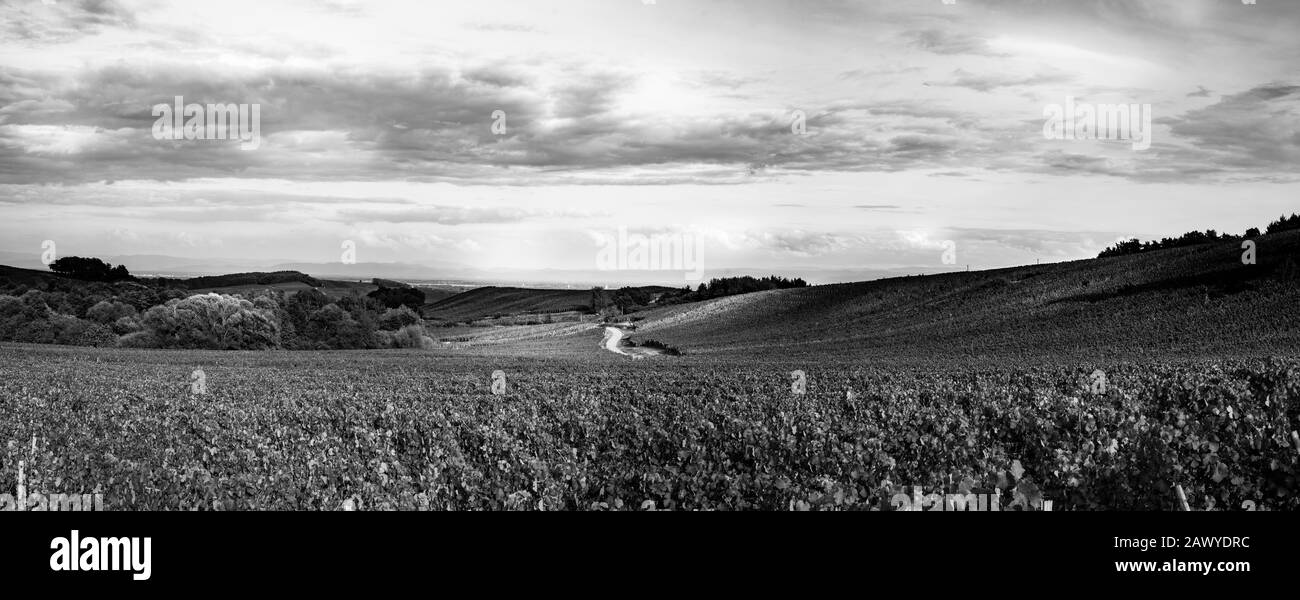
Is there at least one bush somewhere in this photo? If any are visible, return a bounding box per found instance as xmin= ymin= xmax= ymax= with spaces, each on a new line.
xmin=12 ymin=319 xmax=54 ymax=344
xmin=112 ymin=315 xmax=141 ymax=335
xmin=379 ymin=306 xmax=421 ymax=331
xmin=49 ymin=314 xmax=92 ymax=345
xmin=73 ymin=322 xmax=118 ymax=347
xmin=638 ymin=339 xmax=682 ymax=356
xmin=305 ymin=303 xmax=372 ymax=349
xmin=117 ymin=331 xmax=160 ymax=348
xmin=137 ymin=293 xmax=281 ymax=350
xmin=86 ymin=300 xmax=137 ymax=324
xmin=390 ymin=324 xmax=435 ymax=349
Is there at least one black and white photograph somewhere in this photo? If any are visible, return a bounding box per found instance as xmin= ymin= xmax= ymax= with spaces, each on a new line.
xmin=0 ymin=0 xmax=1297 ymax=587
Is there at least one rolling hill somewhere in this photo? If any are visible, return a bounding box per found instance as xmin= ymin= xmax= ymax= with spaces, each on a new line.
xmin=410 ymin=229 xmax=1299 ymax=361
xmin=608 ymin=229 xmax=1300 ymax=361
xmin=424 ymin=285 xmax=677 ymax=323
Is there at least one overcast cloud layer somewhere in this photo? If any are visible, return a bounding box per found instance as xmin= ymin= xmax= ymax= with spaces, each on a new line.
xmin=2 ymin=0 xmax=1297 ymax=282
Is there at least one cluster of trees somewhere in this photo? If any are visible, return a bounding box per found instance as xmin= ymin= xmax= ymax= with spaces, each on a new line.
xmin=589 ymin=276 xmax=810 ymax=316
xmin=1266 ymin=213 xmax=1300 ymax=235
xmin=685 ymin=275 xmax=809 ymax=299
xmin=48 ymin=257 xmax=132 ymax=282
xmin=152 ymin=271 xmax=322 ymax=290
xmin=0 ymin=273 xmax=183 ymax=346
xmin=1099 ymin=214 xmax=1300 ymax=258
xmin=0 ymin=292 xmax=119 ymax=346
xmin=0 ymin=287 xmax=438 ymax=351
xmin=590 ymin=286 xmax=658 ymax=315
xmin=656 ymin=275 xmax=809 ymax=306
xmin=274 ymin=288 xmax=430 ymax=350
xmin=0 ymin=262 xmax=438 ymax=350
xmin=367 ymin=285 xmax=425 ymax=310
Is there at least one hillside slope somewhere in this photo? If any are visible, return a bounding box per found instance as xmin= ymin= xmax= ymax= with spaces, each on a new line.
xmin=619 ymin=230 xmax=1300 ymax=360
xmin=0 ymin=264 xmax=65 ymax=286
xmin=424 ymin=286 xmax=594 ymax=322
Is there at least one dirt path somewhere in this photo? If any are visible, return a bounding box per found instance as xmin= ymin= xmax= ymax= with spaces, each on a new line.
xmin=601 ymin=326 xmax=630 ymax=356
xmin=601 ymin=326 xmax=661 ymax=359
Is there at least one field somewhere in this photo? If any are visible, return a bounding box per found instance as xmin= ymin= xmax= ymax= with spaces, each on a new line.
xmin=2 ymin=343 xmax=1296 ymax=511
xmin=3 ymin=233 xmax=1298 ymax=511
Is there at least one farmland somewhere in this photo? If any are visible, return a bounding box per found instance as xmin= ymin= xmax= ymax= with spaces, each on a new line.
xmin=1 ymin=343 xmax=1296 ymax=510
xmin=2 ymin=231 xmax=1298 ymax=510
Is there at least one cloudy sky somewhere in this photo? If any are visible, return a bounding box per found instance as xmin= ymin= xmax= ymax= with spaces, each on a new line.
xmin=2 ymin=0 xmax=1298 ymax=283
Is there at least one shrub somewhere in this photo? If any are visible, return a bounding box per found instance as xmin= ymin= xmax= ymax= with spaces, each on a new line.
xmin=638 ymin=339 xmax=682 ymax=356
xmin=138 ymin=293 xmax=281 ymax=350
xmin=379 ymin=306 xmax=421 ymax=331
xmin=391 ymin=324 xmax=435 ymax=349
xmin=12 ymin=319 xmax=54 ymax=344
xmin=117 ymin=331 xmax=159 ymax=348
xmin=86 ymin=300 xmax=137 ymax=324
xmin=112 ymin=315 xmax=141 ymax=336
xmin=305 ymin=303 xmax=370 ymax=349
xmin=74 ymin=322 xmax=118 ymax=347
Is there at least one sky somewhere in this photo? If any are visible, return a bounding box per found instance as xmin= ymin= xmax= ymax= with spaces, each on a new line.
xmin=1 ymin=0 xmax=1298 ymax=284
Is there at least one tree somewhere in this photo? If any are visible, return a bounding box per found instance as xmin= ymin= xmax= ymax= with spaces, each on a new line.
xmin=283 ymin=288 xmax=329 ymax=347
xmin=48 ymin=257 xmax=133 ymax=282
xmin=1266 ymin=213 xmax=1300 ymax=235
xmin=589 ymin=287 xmax=610 ymax=312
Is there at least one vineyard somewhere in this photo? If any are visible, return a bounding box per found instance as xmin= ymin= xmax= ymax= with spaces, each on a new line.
xmin=2 ymin=343 xmax=1297 ymax=510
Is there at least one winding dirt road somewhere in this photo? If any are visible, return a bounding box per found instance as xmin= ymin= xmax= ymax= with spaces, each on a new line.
xmin=601 ymin=326 xmax=631 ymax=356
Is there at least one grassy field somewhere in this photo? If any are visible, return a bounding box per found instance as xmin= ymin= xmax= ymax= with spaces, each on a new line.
xmin=2 ymin=343 xmax=1296 ymax=510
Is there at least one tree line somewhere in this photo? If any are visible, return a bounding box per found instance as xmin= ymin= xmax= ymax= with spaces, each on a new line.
xmin=1099 ymin=213 xmax=1300 ymax=258
xmin=589 ymin=275 xmax=809 ymax=315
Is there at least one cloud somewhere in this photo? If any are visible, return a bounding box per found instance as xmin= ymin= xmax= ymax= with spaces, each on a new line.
xmin=945 ymin=227 xmax=1121 ymax=256
xmin=744 ymin=230 xmax=863 ymax=257
xmin=335 ymin=205 xmax=583 ymax=225
xmin=903 ymin=29 xmax=1003 ymax=57
xmin=1164 ymin=82 xmax=1300 ymax=169
xmin=1 ymin=0 xmax=136 ymax=42
xmin=464 ymin=22 xmax=539 ymax=33
xmin=942 ymin=68 xmax=1074 ymax=93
